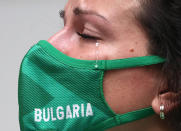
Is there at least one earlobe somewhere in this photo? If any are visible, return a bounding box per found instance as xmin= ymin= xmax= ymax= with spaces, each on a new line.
xmin=151 ymin=92 xmax=180 ymax=118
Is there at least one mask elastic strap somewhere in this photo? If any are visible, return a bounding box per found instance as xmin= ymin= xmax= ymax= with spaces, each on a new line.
xmin=86 ymin=107 xmax=155 ymax=131
xmin=103 ymin=56 xmax=166 ymax=70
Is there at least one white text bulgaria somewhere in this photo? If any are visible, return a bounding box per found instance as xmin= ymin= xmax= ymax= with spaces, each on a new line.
xmin=34 ymin=103 xmax=93 ymax=122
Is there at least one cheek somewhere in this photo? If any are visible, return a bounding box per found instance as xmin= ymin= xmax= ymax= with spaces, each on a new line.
xmin=103 ymin=68 xmax=158 ymax=114
xmin=49 ymin=33 xmax=147 ymax=61
xmin=99 ymin=40 xmax=148 ymax=60
xmin=66 ymin=41 xmax=98 ymax=60
xmin=49 ymin=27 xmax=148 ymax=61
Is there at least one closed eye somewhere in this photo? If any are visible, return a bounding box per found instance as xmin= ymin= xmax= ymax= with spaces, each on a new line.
xmin=77 ymin=32 xmax=100 ymax=40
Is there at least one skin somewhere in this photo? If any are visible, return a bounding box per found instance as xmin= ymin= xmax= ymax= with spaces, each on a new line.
xmin=48 ymin=0 xmax=174 ymax=130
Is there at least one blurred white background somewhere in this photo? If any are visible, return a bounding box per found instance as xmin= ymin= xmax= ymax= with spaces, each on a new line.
xmin=0 ymin=0 xmax=67 ymax=130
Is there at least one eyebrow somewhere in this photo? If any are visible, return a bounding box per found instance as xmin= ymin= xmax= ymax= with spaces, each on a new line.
xmin=73 ymin=7 xmax=109 ymax=22
xmin=59 ymin=7 xmax=109 ymax=23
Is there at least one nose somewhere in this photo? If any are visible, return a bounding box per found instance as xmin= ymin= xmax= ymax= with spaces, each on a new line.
xmin=48 ymin=26 xmax=76 ymax=55
xmin=48 ymin=27 xmax=68 ymax=49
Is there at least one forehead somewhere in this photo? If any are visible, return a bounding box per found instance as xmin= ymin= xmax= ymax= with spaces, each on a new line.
xmin=65 ymin=0 xmax=140 ymax=24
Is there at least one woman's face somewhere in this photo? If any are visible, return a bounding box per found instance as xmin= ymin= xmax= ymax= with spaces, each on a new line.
xmin=49 ymin=0 xmax=149 ymax=60
xmin=49 ymin=0 xmax=158 ymax=115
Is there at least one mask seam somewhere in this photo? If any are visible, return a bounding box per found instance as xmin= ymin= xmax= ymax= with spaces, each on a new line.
xmin=37 ymin=45 xmax=97 ymax=70
xmin=37 ymin=40 xmax=100 ymax=69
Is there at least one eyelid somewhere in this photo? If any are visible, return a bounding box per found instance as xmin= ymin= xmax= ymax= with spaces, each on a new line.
xmin=77 ymin=32 xmax=100 ymax=40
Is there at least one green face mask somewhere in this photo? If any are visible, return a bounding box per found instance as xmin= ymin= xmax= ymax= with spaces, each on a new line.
xmin=18 ymin=40 xmax=165 ymax=131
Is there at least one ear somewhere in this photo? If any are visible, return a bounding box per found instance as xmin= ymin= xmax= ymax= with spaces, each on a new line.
xmin=151 ymin=92 xmax=180 ymax=115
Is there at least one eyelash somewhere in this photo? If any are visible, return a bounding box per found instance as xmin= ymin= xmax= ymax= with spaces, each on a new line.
xmin=77 ymin=32 xmax=98 ymax=40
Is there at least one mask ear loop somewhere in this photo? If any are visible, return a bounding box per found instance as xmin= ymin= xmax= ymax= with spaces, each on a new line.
xmin=95 ymin=42 xmax=100 ymax=68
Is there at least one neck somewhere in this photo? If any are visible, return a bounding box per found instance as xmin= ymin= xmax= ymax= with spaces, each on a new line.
xmin=107 ymin=114 xmax=173 ymax=131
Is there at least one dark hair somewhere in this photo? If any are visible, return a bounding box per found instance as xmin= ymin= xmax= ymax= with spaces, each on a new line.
xmin=136 ymin=0 xmax=181 ymax=130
